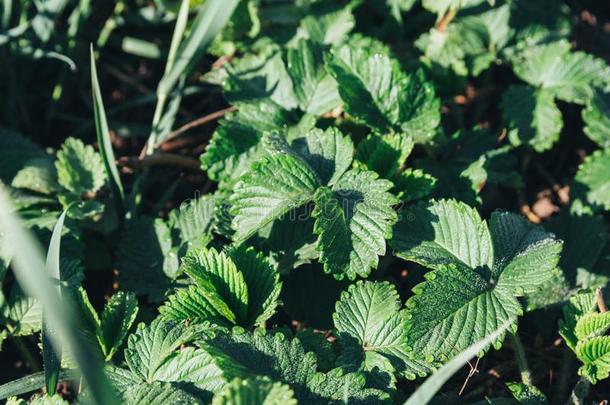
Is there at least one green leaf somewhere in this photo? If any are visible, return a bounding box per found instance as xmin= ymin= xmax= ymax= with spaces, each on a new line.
xmin=574 ymin=312 xmax=610 ymax=341
xmin=123 ymin=381 xmax=202 ymax=404
xmin=355 ymin=133 xmax=413 ymax=180
xmin=576 ymin=336 xmax=610 ymax=384
xmin=511 ymin=40 xmax=610 ymax=104
xmin=582 ymin=90 xmax=610 ymax=148
xmin=168 ymin=195 xmax=216 ymax=249
xmin=298 ymin=3 xmax=355 ymax=45
xmin=125 ymin=319 xmax=195 ymax=382
xmin=212 ymin=377 xmax=297 ymax=405
xmin=160 ymin=246 xmax=281 ymax=327
xmin=286 ymin=40 xmax=341 ymax=115
xmin=558 ymin=290 xmax=598 ymax=351
xmin=55 ymin=137 xmax=107 ymax=194
xmin=502 ymin=85 xmax=563 ymax=152
xmin=313 ymin=170 xmax=398 ymax=280
xmin=200 ymin=101 xmax=294 ymax=185
xmin=571 ymin=149 xmax=610 ymax=212
xmin=290 ymin=127 xmax=353 ymax=186
xmin=11 ymin=157 xmax=61 ymax=195
xmin=200 ymin=329 xmax=390 ymax=403
xmin=90 ymin=47 xmax=125 ymax=212
xmin=42 ymin=210 xmax=67 ymax=396
xmin=325 ymin=47 xmax=440 ymax=141
xmin=5 ymin=285 xmax=42 ymax=336
xmin=229 ymin=153 xmax=320 ymax=243
xmin=333 ymin=281 xmax=434 ymax=379
xmin=100 ymin=291 xmax=138 ymax=360
xmin=390 ymin=199 xmax=561 ymax=359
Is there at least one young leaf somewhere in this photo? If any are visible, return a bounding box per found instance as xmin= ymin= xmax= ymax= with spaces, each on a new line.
xmin=212 ymin=377 xmax=297 ymax=405
xmin=100 ymin=291 xmax=138 ymax=361
xmin=55 ymin=138 xmax=106 ymax=195
xmin=159 ymin=246 xmax=281 ymax=327
xmin=390 ymin=199 xmax=562 ymax=359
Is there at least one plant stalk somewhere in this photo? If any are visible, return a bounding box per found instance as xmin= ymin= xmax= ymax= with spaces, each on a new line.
xmin=510 ymin=333 xmax=533 ymax=386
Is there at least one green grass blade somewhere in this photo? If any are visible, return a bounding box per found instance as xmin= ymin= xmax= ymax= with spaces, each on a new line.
xmin=0 ymin=190 xmax=118 ymax=404
xmin=90 ymin=45 xmax=125 ymax=216
xmin=0 ymin=370 xmax=79 ymax=400
xmin=156 ymin=0 xmax=239 ymax=98
xmin=404 ymin=319 xmax=515 ymax=405
xmin=42 ymin=210 xmax=67 ymax=396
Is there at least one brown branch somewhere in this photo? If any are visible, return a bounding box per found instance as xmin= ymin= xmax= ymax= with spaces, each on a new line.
xmin=157 ymin=105 xmax=236 ymax=147
xmin=121 ymin=153 xmax=201 ymax=171
xmin=597 ymin=288 xmax=608 ymax=313
xmin=436 ymin=9 xmax=457 ymax=32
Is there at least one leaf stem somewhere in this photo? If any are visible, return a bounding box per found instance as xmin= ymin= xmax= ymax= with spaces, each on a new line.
xmin=510 ymin=333 xmax=533 ymax=386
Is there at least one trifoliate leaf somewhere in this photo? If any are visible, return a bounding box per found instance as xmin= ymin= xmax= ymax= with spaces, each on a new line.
xmin=55 ymin=137 xmax=107 ymax=194
xmin=212 ymin=377 xmax=297 ymax=405
xmin=511 ymin=40 xmax=610 ymax=104
xmin=159 ymin=246 xmax=280 ymax=328
xmin=390 ymin=199 xmax=562 ymax=359
xmin=200 ymin=329 xmax=390 ymax=403
xmin=230 ymin=153 xmax=320 ymax=243
xmin=290 ymin=127 xmax=353 ymax=186
xmin=576 ymin=336 xmax=610 ymax=384
xmin=11 ymin=157 xmax=61 ymax=195
xmin=502 ymin=85 xmax=563 ymax=152
xmin=116 ymin=218 xmax=176 ymax=302
xmin=325 ymin=47 xmax=440 ymax=142
xmin=571 ymin=149 xmax=610 ymax=212
xmin=286 ymin=40 xmax=341 ymax=115
xmin=558 ymin=290 xmax=598 ymax=351
xmin=100 ymin=291 xmax=138 ymax=360
xmin=582 ymin=90 xmax=610 ymax=148
xmin=313 ymin=170 xmax=398 ymax=280
xmin=333 ymin=281 xmax=434 ymax=379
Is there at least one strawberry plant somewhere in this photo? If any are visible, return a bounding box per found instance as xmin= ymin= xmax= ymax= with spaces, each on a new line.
xmin=0 ymin=0 xmax=609 ymax=404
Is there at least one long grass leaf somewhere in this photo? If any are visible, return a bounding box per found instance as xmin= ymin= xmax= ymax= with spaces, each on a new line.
xmin=42 ymin=210 xmax=67 ymax=395
xmin=404 ymin=319 xmax=515 ymax=405
xmin=0 ymin=370 xmax=79 ymax=400
xmin=90 ymin=45 xmax=125 ymax=216
xmin=0 ymin=190 xmax=117 ymax=404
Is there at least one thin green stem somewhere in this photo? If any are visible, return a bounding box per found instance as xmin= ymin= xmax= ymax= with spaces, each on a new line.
xmin=510 ymin=333 xmax=533 ymax=386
